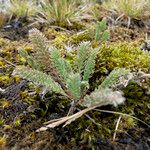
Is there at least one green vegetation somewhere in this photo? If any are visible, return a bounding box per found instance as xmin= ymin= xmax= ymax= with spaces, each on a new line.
xmin=0 ymin=11 xmax=8 ymax=28
xmin=14 ymin=28 xmax=126 ymax=103
xmin=0 ymin=0 xmax=150 ymax=149
xmin=7 ymin=0 xmax=38 ymax=20
xmin=70 ymin=19 xmax=110 ymax=44
xmin=96 ymin=42 xmax=150 ymax=73
xmin=103 ymin=0 xmax=150 ymax=19
xmin=0 ymin=0 xmax=149 ymax=28
xmin=13 ymin=28 xmax=131 ymax=129
xmin=37 ymin=0 xmax=92 ymax=26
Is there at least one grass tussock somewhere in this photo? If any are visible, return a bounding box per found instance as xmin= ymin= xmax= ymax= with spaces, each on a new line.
xmin=37 ymin=0 xmax=93 ymax=26
xmin=8 ymin=0 xmax=38 ymax=19
xmin=102 ymin=0 xmax=150 ymax=19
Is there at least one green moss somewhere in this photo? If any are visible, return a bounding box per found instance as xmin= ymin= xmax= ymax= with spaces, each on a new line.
xmin=0 ymin=135 xmax=7 ymax=148
xmin=13 ymin=117 xmax=21 ymax=127
xmin=0 ymin=98 xmax=12 ymax=109
xmin=0 ymin=38 xmax=8 ymax=46
xmin=55 ymin=21 xmax=85 ymax=30
xmin=20 ymin=90 xmax=37 ymax=105
xmin=111 ymin=82 xmax=150 ymax=131
xmin=68 ymin=22 xmax=86 ymax=30
xmin=96 ymin=41 xmax=150 ymax=73
xmin=0 ymin=74 xmax=11 ymax=85
xmin=68 ymin=82 xmax=149 ymax=148
xmin=44 ymin=28 xmax=58 ymax=40
xmin=54 ymin=33 xmax=68 ymax=48
xmin=70 ymin=30 xmax=92 ymax=44
xmin=44 ymin=28 xmax=69 ymax=49
xmin=89 ymin=41 xmax=150 ymax=90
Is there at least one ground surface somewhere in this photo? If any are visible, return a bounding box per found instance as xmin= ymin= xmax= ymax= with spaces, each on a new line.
xmin=0 ymin=6 xmax=150 ymax=150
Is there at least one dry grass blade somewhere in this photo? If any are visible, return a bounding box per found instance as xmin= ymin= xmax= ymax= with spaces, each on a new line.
xmin=113 ymin=115 xmax=122 ymax=141
xmin=36 ymin=105 xmax=98 ymax=132
xmin=36 ymin=97 xmax=126 ymax=132
xmin=37 ymin=106 xmax=150 ymax=132
xmin=94 ymin=109 xmax=150 ymax=128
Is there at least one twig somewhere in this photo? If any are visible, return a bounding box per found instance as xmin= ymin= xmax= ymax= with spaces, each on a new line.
xmin=3 ymin=59 xmax=16 ymax=67
xmin=36 ymin=101 xmax=112 ymax=132
xmin=145 ymin=32 xmax=148 ymax=42
xmin=113 ymin=115 xmax=122 ymax=142
xmin=139 ymin=74 xmax=150 ymax=79
xmin=28 ymin=91 xmax=36 ymax=96
xmin=67 ymin=100 xmax=76 ymax=116
xmin=127 ymin=17 xmax=131 ymax=28
xmin=77 ymin=108 xmax=101 ymax=127
xmin=36 ymin=105 xmax=99 ymax=132
xmin=115 ymin=13 xmax=124 ymax=24
xmin=49 ymin=25 xmax=73 ymax=34
xmin=0 ymin=88 xmax=5 ymax=93
xmin=94 ymin=109 xmax=150 ymax=128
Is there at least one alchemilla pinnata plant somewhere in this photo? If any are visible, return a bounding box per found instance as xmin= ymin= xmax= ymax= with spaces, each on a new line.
xmin=13 ymin=25 xmax=131 ymax=131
